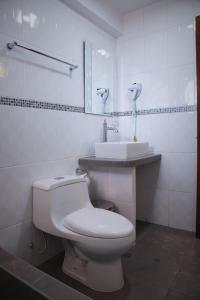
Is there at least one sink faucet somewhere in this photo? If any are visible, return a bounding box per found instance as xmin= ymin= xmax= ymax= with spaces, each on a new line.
xmin=103 ymin=119 xmax=118 ymax=142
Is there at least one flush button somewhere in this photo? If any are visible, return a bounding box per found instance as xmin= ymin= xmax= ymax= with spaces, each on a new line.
xmin=54 ymin=176 xmax=65 ymax=180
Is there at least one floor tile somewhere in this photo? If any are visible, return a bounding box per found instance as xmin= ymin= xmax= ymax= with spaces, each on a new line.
xmin=165 ymin=290 xmax=200 ymax=300
xmin=170 ymin=272 xmax=200 ymax=297
xmin=179 ymin=255 xmax=200 ymax=274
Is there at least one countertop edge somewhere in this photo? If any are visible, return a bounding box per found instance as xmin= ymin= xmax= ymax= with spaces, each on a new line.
xmin=79 ymin=154 xmax=161 ymax=168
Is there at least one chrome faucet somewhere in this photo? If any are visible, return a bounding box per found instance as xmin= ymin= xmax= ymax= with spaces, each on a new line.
xmin=103 ymin=119 xmax=118 ymax=142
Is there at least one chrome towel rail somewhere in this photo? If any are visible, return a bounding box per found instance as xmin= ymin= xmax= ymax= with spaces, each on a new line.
xmin=7 ymin=41 xmax=78 ymax=71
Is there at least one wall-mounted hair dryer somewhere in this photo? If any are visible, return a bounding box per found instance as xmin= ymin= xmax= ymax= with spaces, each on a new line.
xmin=96 ymin=88 xmax=109 ymax=104
xmin=128 ymin=83 xmax=142 ymax=101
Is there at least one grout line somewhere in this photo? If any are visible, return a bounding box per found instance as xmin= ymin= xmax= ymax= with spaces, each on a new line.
xmin=0 ymin=156 xmax=80 ymax=170
xmin=0 ymin=220 xmax=31 ymax=231
xmin=32 ymin=274 xmax=46 ymax=285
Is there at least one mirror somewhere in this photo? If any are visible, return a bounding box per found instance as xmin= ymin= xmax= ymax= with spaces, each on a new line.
xmin=84 ymin=41 xmax=115 ymax=115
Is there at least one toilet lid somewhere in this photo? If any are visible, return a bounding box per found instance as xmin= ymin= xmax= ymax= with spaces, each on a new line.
xmin=63 ymin=208 xmax=134 ymax=238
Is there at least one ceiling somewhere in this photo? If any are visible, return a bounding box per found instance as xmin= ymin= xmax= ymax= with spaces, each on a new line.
xmin=100 ymin=0 xmax=158 ymax=15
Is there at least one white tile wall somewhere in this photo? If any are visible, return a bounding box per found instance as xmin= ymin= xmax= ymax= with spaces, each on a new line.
xmin=143 ymin=1 xmax=167 ymax=35
xmin=146 ymin=188 xmax=169 ymax=227
xmin=0 ymin=0 xmax=117 ymax=106
xmin=120 ymin=112 xmax=197 ymax=231
xmin=123 ymin=9 xmax=143 ymax=39
xmin=168 ymin=64 xmax=195 ymax=107
xmin=168 ymin=153 xmax=195 ymax=193
xmin=0 ymin=0 xmax=116 ymax=265
xmin=167 ymin=24 xmax=194 ymax=67
xmin=0 ymin=221 xmax=63 ymax=266
xmin=169 ymin=191 xmax=195 ymax=231
xmin=118 ymin=0 xmax=199 ymax=231
xmin=0 ymin=106 xmax=105 ymax=167
xmin=117 ymin=0 xmax=197 ymax=111
xmin=119 ymin=112 xmax=196 ymax=231
xmin=168 ymin=112 xmax=197 ymax=153
xmin=145 ymin=31 xmax=167 ymax=72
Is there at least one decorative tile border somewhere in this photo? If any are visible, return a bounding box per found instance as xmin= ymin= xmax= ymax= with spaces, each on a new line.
xmin=0 ymin=96 xmax=197 ymax=116
xmin=111 ymin=111 xmax=133 ymax=117
xmin=112 ymin=105 xmax=197 ymax=117
xmin=0 ymin=96 xmax=84 ymax=113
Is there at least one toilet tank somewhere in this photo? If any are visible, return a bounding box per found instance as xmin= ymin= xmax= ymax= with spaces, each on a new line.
xmin=33 ymin=175 xmax=92 ymax=233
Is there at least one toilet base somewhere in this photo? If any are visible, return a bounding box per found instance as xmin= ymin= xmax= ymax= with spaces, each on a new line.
xmin=62 ymin=242 xmax=124 ymax=292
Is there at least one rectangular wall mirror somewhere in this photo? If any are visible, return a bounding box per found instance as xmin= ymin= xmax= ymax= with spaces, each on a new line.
xmin=84 ymin=41 xmax=115 ymax=115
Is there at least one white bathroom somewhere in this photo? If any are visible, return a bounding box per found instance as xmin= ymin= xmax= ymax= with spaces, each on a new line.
xmin=0 ymin=0 xmax=199 ymax=299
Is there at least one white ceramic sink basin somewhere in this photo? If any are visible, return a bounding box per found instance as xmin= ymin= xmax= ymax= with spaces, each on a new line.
xmin=95 ymin=141 xmax=149 ymax=159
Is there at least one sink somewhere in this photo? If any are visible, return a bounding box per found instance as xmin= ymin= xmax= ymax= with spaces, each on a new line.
xmin=95 ymin=141 xmax=149 ymax=159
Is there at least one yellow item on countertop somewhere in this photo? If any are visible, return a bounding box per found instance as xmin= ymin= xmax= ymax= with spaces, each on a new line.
xmin=132 ymin=135 xmax=138 ymax=142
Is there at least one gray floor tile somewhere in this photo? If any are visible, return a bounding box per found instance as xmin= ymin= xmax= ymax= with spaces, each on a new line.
xmin=170 ymin=272 xmax=200 ymax=297
xmin=165 ymin=290 xmax=200 ymax=300
xmin=180 ymin=255 xmax=200 ymax=274
xmin=126 ymin=282 xmax=168 ymax=300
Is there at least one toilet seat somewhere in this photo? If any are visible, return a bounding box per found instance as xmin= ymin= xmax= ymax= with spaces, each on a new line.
xmin=63 ymin=207 xmax=133 ymax=239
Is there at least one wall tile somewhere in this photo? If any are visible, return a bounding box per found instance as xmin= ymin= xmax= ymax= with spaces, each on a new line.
xmin=23 ymin=51 xmax=83 ymax=106
xmin=168 ymin=64 xmax=195 ymax=106
xmin=145 ymin=31 xmax=167 ymax=72
xmin=135 ymin=115 xmax=150 ymax=143
xmin=0 ymin=221 xmax=63 ymax=266
xmin=137 ymin=153 xmax=169 ymax=190
xmin=138 ymin=113 xmax=169 ymax=153
xmin=168 ymin=153 xmax=195 ymax=193
xmin=123 ymin=8 xmax=143 ymax=39
xmin=0 ymin=0 xmax=118 ymax=265
xmin=0 ymin=33 xmax=25 ymax=98
xmin=0 ymin=105 xmax=105 ymax=167
xmin=0 ymin=0 xmax=24 ymax=40
xmin=0 ymin=0 xmax=116 ymax=106
xmin=118 ymin=116 xmax=133 ymax=141
xmin=0 ymin=157 xmax=78 ymax=229
xmin=167 ymin=24 xmax=194 ymax=67
xmin=121 ymin=37 xmax=145 ymax=76
xmin=22 ymin=0 xmax=74 ymax=58
xmin=167 ymin=0 xmax=194 ymax=28
xmin=169 ymin=191 xmax=195 ymax=231
xmin=88 ymin=167 xmax=110 ymax=202
xmin=144 ymin=1 xmax=167 ymax=35
xmin=143 ymin=69 xmax=169 ymax=108
xmin=146 ymin=188 xmax=169 ymax=226
xmin=168 ymin=112 xmax=196 ymax=153
xmin=117 ymin=0 xmax=197 ymax=232
xmin=137 ymin=185 xmax=149 ymax=222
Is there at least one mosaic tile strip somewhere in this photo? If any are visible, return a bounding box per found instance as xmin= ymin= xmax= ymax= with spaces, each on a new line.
xmin=0 ymin=96 xmax=84 ymax=113
xmin=111 ymin=111 xmax=133 ymax=117
xmin=112 ymin=105 xmax=197 ymax=117
xmin=0 ymin=96 xmax=197 ymax=116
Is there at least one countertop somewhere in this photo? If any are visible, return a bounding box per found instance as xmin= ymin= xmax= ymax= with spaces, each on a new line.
xmin=79 ymin=153 xmax=161 ymax=168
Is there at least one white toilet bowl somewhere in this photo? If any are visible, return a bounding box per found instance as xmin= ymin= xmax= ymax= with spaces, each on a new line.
xmin=33 ymin=175 xmax=135 ymax=292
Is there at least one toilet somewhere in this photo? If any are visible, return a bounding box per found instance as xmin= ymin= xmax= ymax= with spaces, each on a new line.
xmin=33 ymin=175 xmax=135 ymax=292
